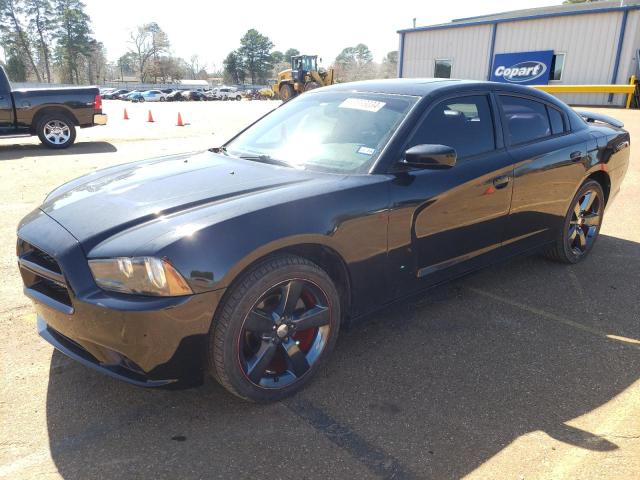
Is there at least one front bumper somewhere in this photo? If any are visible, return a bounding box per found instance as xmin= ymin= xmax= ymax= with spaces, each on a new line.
xmin=17 ymin=209 xmax=224 ymax=387
xmin=93 ymin=113 xmax=108 ymax=125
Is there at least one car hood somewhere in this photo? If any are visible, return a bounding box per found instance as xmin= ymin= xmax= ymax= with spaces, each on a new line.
xmin=41 ymin=151 xmax=323 ymax=250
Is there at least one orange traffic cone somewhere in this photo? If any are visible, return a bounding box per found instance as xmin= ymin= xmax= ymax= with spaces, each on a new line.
xmin=147 ymin=110 xmax=154 ymax=123
xmin=177 ymin=112 xmax=184 ymax=126
xmin=123 ymin=108 xmax=129 ymax=120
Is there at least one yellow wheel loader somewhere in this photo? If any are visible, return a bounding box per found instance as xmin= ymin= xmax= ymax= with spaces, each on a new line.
xmin=273 ymin=55 xmax=334 ymax=101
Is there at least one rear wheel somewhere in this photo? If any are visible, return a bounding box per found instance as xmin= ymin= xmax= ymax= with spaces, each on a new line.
xmin=36 ymin=113 xmax=76 ymax=149
xmin=279 ymin=83 xmax=295 ymax=102
xmin=543 ymin=180 xmax=604 ymax=263
xmin=236 ymin=95 xmax=242 ymax=101
xmin=208 ymin=255 xmax=340 ymax=402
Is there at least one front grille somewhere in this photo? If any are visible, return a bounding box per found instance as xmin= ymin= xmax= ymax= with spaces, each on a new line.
xmin=18 ymin=239 xmax=73 ymax=309
xmin=31 ymin=278 xmax=72 ymax=306
xmin=28 ymin=248 xmax=61 ymax=274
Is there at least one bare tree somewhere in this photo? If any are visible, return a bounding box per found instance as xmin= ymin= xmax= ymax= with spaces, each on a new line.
xmin=26 ymin=0 xmax=55 ymax=82
xmin=128 ymin=22 xmax=169 ymax=82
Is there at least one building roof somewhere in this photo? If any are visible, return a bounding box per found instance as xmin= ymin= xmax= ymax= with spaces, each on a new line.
xmin=398 ymin=0 xmax=640 ymax=34
xmin=177 ymin=79 xmax=209 ymax=86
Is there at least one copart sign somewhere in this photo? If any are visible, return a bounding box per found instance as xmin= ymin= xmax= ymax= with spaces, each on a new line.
xmin=490 ymin=50 xmax=553 ymax=85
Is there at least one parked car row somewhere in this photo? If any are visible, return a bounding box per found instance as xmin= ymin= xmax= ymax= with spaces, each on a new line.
xmin=99 ymin=87 xmax=243 ymax=102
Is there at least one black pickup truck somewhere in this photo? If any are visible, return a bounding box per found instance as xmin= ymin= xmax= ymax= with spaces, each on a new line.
xmin=0 ymin=66 xmax=107 ymax=149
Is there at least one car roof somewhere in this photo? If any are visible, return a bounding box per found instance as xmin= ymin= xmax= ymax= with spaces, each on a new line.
xmin=321 ymin=78 xmax=554 ymax=99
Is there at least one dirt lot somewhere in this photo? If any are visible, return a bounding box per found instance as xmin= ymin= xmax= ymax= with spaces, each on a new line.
xmin=0 ymin=100 xmax=639 ymax=479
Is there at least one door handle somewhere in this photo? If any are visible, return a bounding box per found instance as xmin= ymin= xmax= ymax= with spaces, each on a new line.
xmin=492 ymin=175 xmax=511 ymax=189
xmin=570 ymin=151 xmax=583 ymax=161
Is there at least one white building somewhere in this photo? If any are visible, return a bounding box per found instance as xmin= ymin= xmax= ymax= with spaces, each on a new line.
xmin=176 ymin=79 xmax=210 ymax=91
xmin=397 ymin=0 xmax=640 ymax=106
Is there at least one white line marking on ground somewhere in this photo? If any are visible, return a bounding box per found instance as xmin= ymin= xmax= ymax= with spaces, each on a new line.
xmin=467 ymin=287 xmax=640 ymax=350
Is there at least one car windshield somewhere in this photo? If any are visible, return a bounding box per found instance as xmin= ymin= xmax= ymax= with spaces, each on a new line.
xmin=226 ymin=91 xmax=418 ymax=173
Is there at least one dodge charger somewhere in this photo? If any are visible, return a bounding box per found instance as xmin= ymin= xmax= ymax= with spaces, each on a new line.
xmin=17 ymin=79 xmax=630 ymax=402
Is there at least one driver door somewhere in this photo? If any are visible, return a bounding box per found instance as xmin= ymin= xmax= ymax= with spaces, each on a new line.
xmin=387 ymin=93 xmax=515 ymax=296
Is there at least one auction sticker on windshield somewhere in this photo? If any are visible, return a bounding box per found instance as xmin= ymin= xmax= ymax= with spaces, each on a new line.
xmin=357 ymin=146 xmax=375 ymax=155
xmin=339 ymin=98 xmax=386 ymax=113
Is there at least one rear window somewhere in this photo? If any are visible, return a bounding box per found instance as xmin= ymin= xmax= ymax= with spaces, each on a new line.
xmin=500 ymin=95 xmax=551 ymax=145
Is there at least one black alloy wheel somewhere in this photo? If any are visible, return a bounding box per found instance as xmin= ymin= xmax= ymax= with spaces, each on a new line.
xmin=544 ymin=180 xmax=604 ymax=263
xmin=209 ymin=255 xmax=340 ymax=402
xmin=239 ymin=279 xmax=331 ymax=388
xmin=567 ymin=187 xmax=602 ymax=257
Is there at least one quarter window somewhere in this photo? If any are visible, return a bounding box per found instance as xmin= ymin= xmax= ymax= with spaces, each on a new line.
xmin=550 ymin=53 xmax=565 ymax=81
xmin=547 ymin=106 xmax=565 ymax=135
xmin=434 ymin=59 xmax=452 ymax=79
xmin=407 ymin=95 xmax=495 ymax=159
xmin=500 ymin=96 xmax=551 ymax=145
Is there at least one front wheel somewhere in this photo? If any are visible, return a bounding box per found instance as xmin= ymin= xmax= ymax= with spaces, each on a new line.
xmin=236 ymin=95 xmax=242 ymax=101
xmin=279 ymin=83 xmax=295 ymax=102
xmin=543 ymin=179 xmax=604 ymax=263
xmin=209 ymin=255 xmax=340 ymax=402
xmin=36 ymin=114 xmax=76 ymax=149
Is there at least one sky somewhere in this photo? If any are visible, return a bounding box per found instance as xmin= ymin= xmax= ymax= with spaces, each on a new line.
xmin=85 ymin=0 xmax=562 ymax=70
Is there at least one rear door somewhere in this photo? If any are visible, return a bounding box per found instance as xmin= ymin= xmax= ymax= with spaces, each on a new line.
xmin=387 ymin=92 xmax=515 ymax=295
xmin=498 ymin=94 xmax=591 ymax=252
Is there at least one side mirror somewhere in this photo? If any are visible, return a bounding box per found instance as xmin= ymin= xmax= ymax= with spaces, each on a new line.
xmin=403 ymin=144 xmax=457 ymax=169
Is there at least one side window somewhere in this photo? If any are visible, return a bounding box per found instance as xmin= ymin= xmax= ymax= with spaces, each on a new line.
xmin=547 ymin=106 xmax=565 ymax=135
xmin=500 ymin=95 xmax=551 ymax=145
xmin=434 ymin=59 xmax=452 ymax=79
xmin=407 ymin=95 xmax=495 ymax=159
xmin=550 ymin=53 xmax=565 ymax=81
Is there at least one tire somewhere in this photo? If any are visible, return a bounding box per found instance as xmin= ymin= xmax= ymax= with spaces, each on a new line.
xmin=543 ymin=179 xmax=605 ymax=263
xmin=304 ymin=81 xmax=321 ymax=92
xmin=208 ymin=254 xmax=341 ymax=402
xmin=36 ymin=113 xmax=76 ymax=149
xmin=139 ymin=97 xmax=145 ymax=103
xmin=160 ymin=97 xmax=166 ymax=102
xmin=279 ymin=83 xmax=295 ymax=102
xmin=236 ymin=95 xmax=242 ymax=101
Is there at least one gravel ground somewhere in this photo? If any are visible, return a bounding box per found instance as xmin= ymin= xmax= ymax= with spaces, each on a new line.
xmin=0 ymin=101 xmax=639 ymax=479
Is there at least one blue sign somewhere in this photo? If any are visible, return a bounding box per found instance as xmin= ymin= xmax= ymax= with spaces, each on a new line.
xmin=490 ymin=50 xmax=553 ymax=85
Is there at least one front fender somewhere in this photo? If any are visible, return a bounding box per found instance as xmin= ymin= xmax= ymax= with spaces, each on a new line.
xmin=160 ymin=189 xmax=386 ymax=294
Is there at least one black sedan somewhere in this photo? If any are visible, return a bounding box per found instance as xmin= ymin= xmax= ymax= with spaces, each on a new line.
xmin=17 ymin=79 xmax=630 ymax=402
xmin=165 ymin=90 xmax=184 ymax=102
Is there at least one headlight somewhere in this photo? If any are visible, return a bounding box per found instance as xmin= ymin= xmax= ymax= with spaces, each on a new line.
xmin=88 ymin=257 xmax=193 ymax=296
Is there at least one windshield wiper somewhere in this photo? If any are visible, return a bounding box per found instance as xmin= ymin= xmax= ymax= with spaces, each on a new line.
xmin=237 ymin=154 xmax=292 ymax=168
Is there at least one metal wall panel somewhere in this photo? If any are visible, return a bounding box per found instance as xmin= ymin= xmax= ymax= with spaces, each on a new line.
xmin=401 ymin=9 xmax=640 ymax=106
xmin=611 ymin=10 xmax=640 ymax=105
xmin=493 ymin=12 xmax=623 ymax=105
xmin=617 ymin=10 xmax=640 ymax=81
xmin=402 ymin=25 xmax=493 ymax=80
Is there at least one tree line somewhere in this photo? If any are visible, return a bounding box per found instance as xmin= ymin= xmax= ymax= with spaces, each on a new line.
xmin=222 ymin=29 xmax=398 ymax=85
xmin=0 ymin=3 xmax=398 ymax=86
xmin=0 ymin=0 xmax=106 ymax=84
